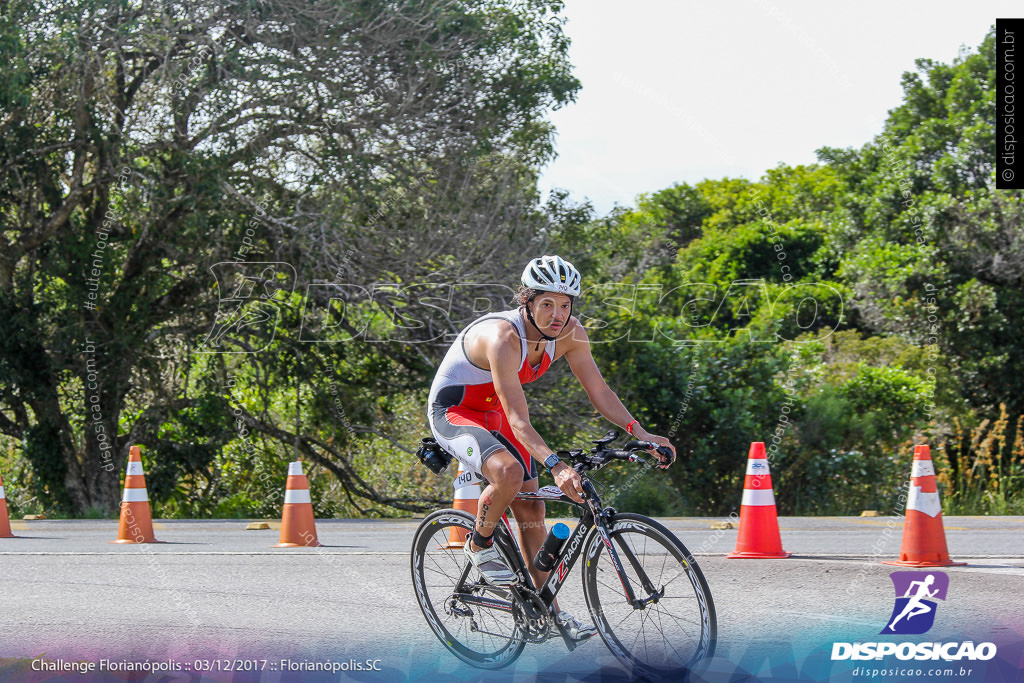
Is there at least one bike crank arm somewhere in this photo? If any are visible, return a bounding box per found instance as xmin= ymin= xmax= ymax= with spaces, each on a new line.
xmin=552 ymin=615 xmax=585 ymax=652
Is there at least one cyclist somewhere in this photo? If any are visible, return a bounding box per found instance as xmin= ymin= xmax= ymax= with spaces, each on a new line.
xmin=427 ymin=255 xmax=676 ymax=641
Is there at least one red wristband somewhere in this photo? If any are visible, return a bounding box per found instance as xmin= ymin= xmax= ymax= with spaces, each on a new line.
xmin=626 ymin=419 xmax=640 ymax=436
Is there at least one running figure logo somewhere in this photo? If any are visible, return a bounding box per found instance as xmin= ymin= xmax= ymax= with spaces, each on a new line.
xmin=200 ymin=262 xmax=296 ymax=353
xmin=880 ymin=571 xmax=949 ymax=635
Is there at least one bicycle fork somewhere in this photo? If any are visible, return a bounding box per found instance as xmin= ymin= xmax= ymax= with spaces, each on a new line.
xmin=591 ymin=514 xmax=664 ymax=609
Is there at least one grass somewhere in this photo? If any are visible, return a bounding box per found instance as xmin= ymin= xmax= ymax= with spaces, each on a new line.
xmin=943 ymin=488 xmax=1024 ymax=516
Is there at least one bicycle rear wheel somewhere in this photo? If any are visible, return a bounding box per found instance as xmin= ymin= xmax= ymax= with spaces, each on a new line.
xmin=410 ymin=509 xmax=526 ymax=669
xmin=582 ymin=513 xmax=716 ymax=679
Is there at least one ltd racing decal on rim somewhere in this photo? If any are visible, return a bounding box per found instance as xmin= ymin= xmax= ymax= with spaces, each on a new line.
xmin=413 ymin=552 xmax=448 ymax=642
xmin=434 ymin=514 xmax=471 ymax=527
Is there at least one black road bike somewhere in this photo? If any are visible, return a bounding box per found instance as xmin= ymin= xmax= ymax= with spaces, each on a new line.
xmin=411 ymin=432 xmax=717 ymax=679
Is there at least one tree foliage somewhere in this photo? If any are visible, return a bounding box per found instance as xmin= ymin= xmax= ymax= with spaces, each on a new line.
xmin=0 ymin=0 xmax=578 ymax=515
xmin=0 ymin=14 xmax=1018 ymax=518
xmin=548 ymin=28 xmax=1021 ymax=515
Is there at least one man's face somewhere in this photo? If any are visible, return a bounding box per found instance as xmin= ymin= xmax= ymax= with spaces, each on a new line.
xmin=530 ymin=292 xmax=572 ymax=332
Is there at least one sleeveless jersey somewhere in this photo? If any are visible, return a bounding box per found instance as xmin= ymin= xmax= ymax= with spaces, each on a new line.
xmin=427 ymin=308 xmax=555 ymax=412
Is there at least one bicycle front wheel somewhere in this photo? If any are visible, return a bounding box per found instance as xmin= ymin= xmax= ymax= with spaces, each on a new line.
xmin=582 ymin=513 xmax=716 ymax=679
xmin=410 ymin=509 xmax=526 ymax=669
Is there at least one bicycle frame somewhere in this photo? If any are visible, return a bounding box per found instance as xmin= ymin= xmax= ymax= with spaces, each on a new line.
xmin=414 ymin=432 xmax=714 ymax=673
xmin=451 ymin=480 xmax=657 ymax=650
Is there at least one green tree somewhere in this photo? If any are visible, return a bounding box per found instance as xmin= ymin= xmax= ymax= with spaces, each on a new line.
xmin=820 ymin=29 xmax=1023 ymax=414
xmin=0 ymin=0 xmax=579 ymax=514
xmin=546 ymin=30 xmax=1014 ymax=516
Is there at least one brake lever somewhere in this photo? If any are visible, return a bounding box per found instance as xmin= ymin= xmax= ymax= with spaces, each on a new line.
xmin=654 ymin=444 xmax=675 ymax=467
xmin=627 ymin=443 xmax=673 ymax=466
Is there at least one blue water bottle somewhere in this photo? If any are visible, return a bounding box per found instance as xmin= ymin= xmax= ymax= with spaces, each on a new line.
xmin=534 ymin=523 xmax=571 ymax=572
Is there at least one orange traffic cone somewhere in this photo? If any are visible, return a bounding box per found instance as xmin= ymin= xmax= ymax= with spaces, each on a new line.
xmin=273 ymin=460 xmax=322 ymax=547
xmin=883 ymin=445 xmax=965 ymax=567
xmin=728 ymin=442 xmax=791 ymax=559
xmin=0 ymin=470 xmax=15 ymax=538
xmin=446 ymin=463 xmax=480 ymax=548
xmin=113 ymin=446 xmax=160 ymax=543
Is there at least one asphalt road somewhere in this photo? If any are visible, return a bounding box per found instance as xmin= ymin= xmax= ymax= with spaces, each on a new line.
xmin=1 ymin=517 xmax=1022 ymax=682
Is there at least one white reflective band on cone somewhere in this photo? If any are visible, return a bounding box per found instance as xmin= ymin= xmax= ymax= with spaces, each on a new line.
xmin=284 ymin=488 xmax=312 ymax=504
xmin=122 ymin=488 xmax=149 ymax=502
xmin=125 ymin=461 xmax=144 ymax=476
xmin=746 ymin=459 xmax=771 ymax=475
xmin=454 ymin=483 xmax=481 ymax=499
xmin=0 ymin=486 xmax=5 ymax=499
xmin=288 ymin=461 xmax=304 ymax=476
xmin=911 ymin=460 xmax=936 ymax=478
xmin=907 ymin=485 xmax=941 ymax=517
xmin=741 ymin=489 xmax=777 ymax=506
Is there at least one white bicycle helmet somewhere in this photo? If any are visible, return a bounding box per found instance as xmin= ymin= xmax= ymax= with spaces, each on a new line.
xmin=521 ymin=255 xmax=582 ymax=297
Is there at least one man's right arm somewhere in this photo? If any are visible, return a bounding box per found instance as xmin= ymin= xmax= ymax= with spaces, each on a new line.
xmin=486 ymin=327 xmax=584 ymax=502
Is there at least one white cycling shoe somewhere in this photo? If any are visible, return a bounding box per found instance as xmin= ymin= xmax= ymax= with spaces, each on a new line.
xmin=464 ymin=541 xmax=518 ymax=586
xmin=557 ymin=610 xmax=598 ymax=641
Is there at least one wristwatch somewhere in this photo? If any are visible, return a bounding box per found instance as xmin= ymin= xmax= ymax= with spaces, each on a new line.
xmin=543 ymin=453 xmax=562 ymax=471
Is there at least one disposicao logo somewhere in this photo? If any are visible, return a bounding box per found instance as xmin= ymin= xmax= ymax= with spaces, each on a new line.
xmin=881 ymin=571 xmax=947 ymax=635
xmin=831 ymin=571 xmax=997 ymax=662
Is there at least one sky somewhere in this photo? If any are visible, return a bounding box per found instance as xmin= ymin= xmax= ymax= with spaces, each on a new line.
xmin=538 ymin=1 xmax=1014 ymax=215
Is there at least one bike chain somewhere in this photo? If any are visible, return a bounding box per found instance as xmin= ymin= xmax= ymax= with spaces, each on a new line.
xmin=445 ymin=582 xmax=546 ymax=642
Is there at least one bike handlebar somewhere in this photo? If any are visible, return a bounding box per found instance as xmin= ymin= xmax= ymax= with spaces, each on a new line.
xmin=600 ymin=445 xmax=674 ymax=464
xmin=563 ymin=434 xmax=675 ymax=475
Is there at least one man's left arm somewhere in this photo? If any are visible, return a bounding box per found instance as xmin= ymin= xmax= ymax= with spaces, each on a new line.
xmin=563 ymin=321 xmax=676 ymax=468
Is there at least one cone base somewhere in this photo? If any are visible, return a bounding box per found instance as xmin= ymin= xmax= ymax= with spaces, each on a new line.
xmin=0 ymin=533 xmax=16 ymax=538
xmin=273 ymin=541 xmax=323 ymax=548
xmin=110 ymin=539 xmax=163 ymax=544
xmin=882 ymin=559 xmax=966 ymax=567
xmin=276 ymin=501 xmax=320 ymax=548
xmin=727 ymin=550 xmax=791 ymax=559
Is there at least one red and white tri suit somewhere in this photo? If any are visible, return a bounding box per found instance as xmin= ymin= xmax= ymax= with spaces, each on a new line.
xmin=427 ymin=308 xmax=556 ymax=485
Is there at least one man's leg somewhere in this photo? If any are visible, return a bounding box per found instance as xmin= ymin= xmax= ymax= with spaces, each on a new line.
xmin=510 ymin=480 xmax=596 ymax=640
xmin=470 ymin=450 xmax=524 ymax=551
xmin=509 ymin=478 xmax=549 ymax=590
